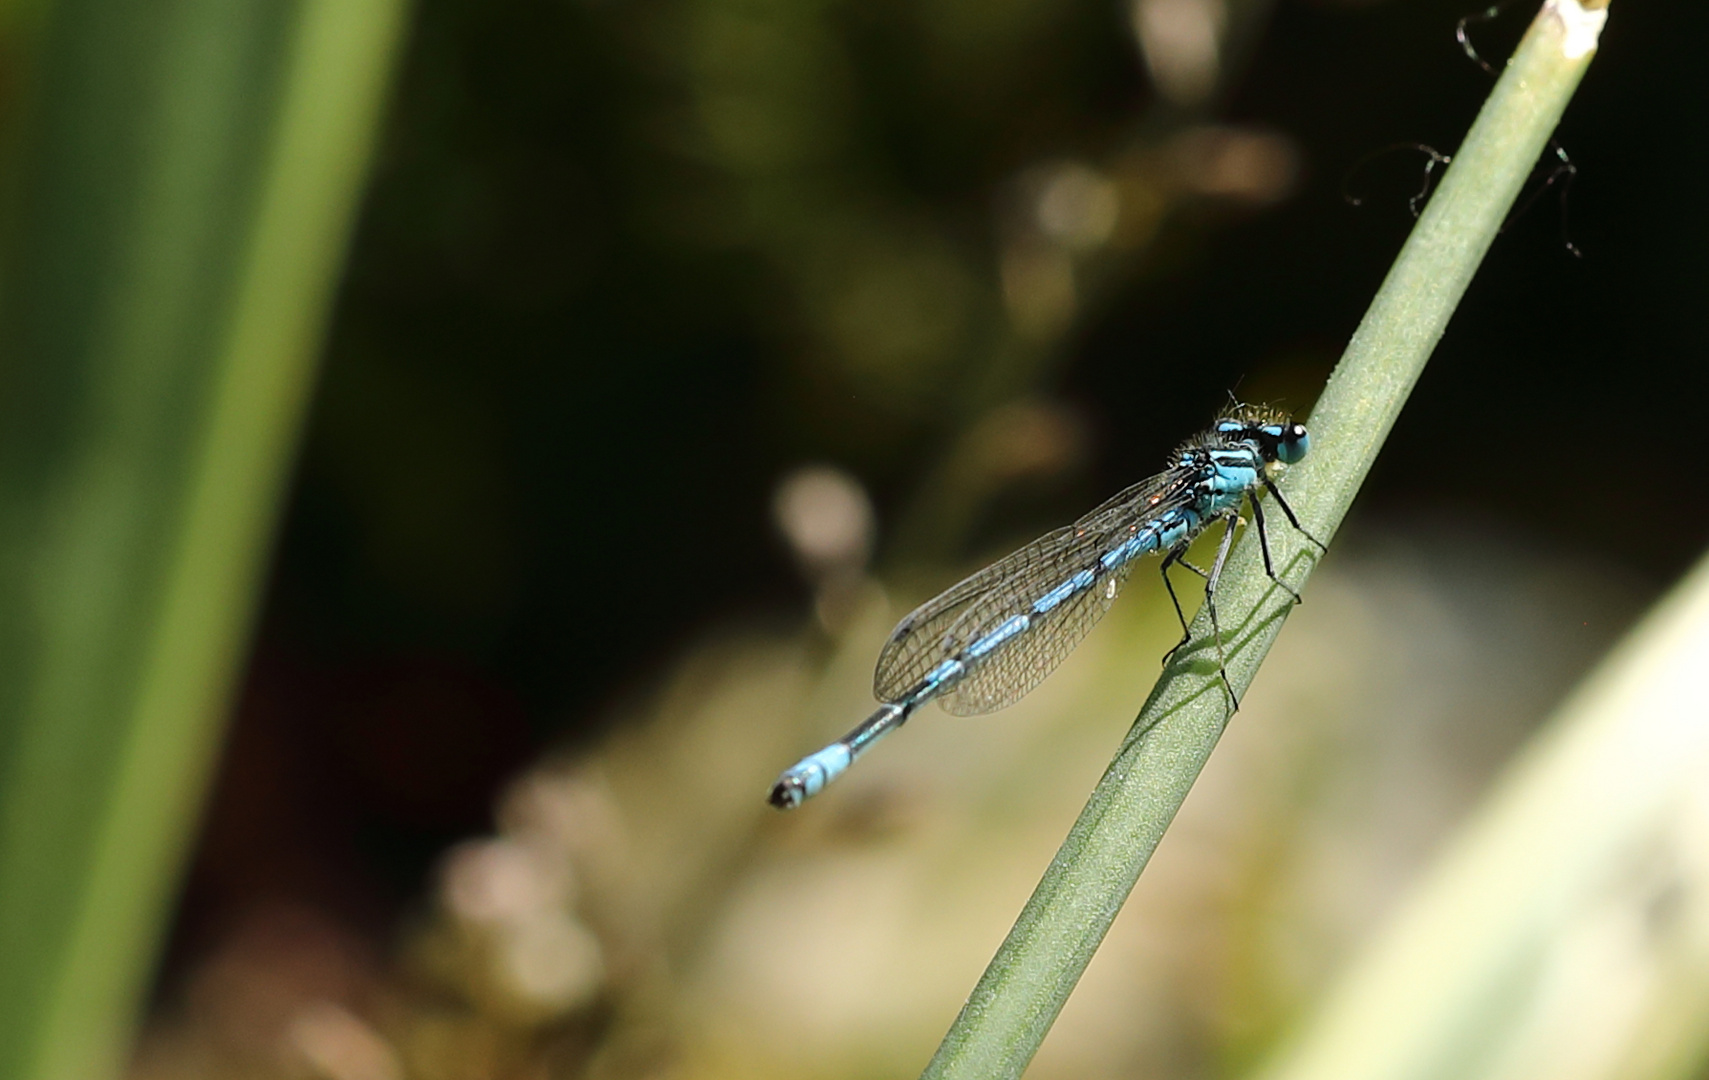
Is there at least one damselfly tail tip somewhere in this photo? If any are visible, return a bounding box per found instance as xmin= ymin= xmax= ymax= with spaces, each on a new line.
xmin=767 ymin=744 xmax=853 ymax=810
xmin=768 ymin=775 xmax=807 ymax=810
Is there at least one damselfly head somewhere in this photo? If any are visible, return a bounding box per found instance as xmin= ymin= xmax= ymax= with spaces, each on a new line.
xmin=1215 ymin=404 xmax=1311 ymax=465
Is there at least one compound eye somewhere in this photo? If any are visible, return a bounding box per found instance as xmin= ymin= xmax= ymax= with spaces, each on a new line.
xmin=1276 ymin=423 xmax=1310 ymax=464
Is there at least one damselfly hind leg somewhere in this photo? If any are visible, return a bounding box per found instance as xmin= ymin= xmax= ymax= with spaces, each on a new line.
xmin=1158 ymin=545 xmax=1198 ymax=666
xmin=1201 ymin=511 xmax=1242 ymax=711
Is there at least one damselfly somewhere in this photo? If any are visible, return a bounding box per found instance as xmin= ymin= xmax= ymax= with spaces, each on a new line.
xmin=768 ymin=403 xmax=1326 ymax=810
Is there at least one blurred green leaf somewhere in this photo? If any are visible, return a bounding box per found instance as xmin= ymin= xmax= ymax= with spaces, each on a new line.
xmin=1251 ymin=510 xmax=1709 ymax=1080
xmin=0 ymin=2 xmax=408 ymax=1079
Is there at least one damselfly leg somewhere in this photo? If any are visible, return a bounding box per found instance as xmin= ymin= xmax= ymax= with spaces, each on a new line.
xmin=1157 ymin=512 xmax=1240 ymax=709
xmin=1261 ymin=477 xmax=1328 ymax=553
xmin=1160 ymin=486 xmax=1323 ymax=710
xmin=1247 ymin=494 xmax=1301 ymax=605
xmin=1201 ymin=511 xmax=1242 ymax=709
xmin=1157 ymin=545 xmax=1201 ymax=666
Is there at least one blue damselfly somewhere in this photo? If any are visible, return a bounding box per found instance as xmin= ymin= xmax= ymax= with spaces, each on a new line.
xmin=768 ymin=404 xmax=1325 ymax=809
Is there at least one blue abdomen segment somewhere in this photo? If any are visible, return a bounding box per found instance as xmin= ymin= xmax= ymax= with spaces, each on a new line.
xmin=967 ymin=614 xmax=1030 ymax=658
xmin=920 ymin=657 xmax=966 ymax=694
xmin=1095 ymin=507 xmax=1212 ymax=574
xmin=1032 ymin=569 xmax=1096 ymax=615
xmin=1150 ymin=508 xmax=1200 ymax=552
xmin=1099 ymin=520 xmax=1166 ymax=573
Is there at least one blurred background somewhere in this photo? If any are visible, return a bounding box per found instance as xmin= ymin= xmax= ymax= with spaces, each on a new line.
xmin=1 ymin=0 xmax=1705 ymax=1078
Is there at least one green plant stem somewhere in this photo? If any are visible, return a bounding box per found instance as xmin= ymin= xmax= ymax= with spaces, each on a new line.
xmin=920 ymin=2 xmax=1609 ymax=1077
xmin=0 ymin=4 xmax=408 ymax=1080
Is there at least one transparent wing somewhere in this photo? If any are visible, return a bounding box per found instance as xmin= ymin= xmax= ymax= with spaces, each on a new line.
xmin=873 ymin=467 xmax=1199 ymax=710
xmin=1073 ymin=467 xmax=1197 ymax=532
xmin=937 ymin=558 xmax=1134 ymax=715
xmin=873 ymin=523 xmax=1081 ymax=702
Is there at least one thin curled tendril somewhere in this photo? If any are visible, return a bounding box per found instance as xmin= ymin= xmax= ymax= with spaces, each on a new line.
xmin=1454 ymin=0 xmax=1583 ymax=256
xmin=1343 ymin=143 xmax=1453 ymax=219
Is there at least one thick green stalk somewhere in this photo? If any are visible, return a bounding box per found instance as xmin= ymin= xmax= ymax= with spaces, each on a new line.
xmin=921 ymin=2 xmax=1610 ymax=1077
xmin=0 ymin=3 xmax=408 ymax=1080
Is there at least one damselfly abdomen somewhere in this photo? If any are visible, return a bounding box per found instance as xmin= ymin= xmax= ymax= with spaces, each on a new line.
xmin=768 ymin=404 xmax=1325 ymax=810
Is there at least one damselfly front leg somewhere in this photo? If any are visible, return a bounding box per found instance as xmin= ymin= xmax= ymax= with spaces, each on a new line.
xmin=1247 ymin=493 xmax=1302 ymax=605
xmin=1261 ymin=476 xmax=1328 ymax=553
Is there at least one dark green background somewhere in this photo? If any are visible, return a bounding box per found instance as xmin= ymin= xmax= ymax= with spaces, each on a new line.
xmin=168 ymin=0 xmax=1699 ymax=978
